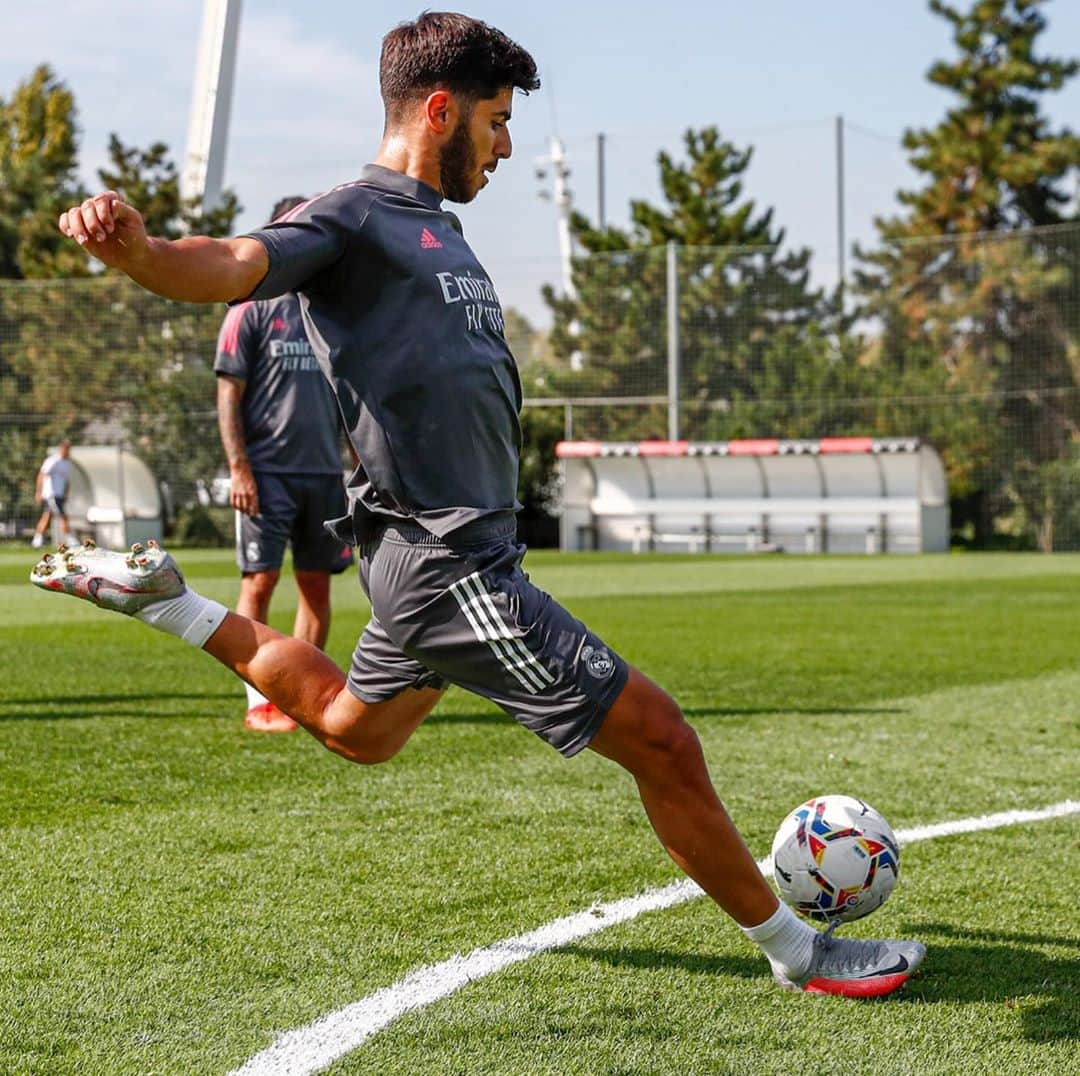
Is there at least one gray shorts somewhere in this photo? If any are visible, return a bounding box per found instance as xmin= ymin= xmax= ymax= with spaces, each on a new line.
xmin=236 ymin=471 xmax=354 ymax=575
xmin=347 ymin=515 xmax=629 ymax=757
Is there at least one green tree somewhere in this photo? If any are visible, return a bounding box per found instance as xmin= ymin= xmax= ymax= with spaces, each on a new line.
xmin=94 ymin=136 xmax=240 ymax=515
xmin=543 ymin=128 xmax=838 ymax=440
xmin=97 ymin=134 xmax=241 ymax=238
xmin=0 ymin=65 xmax=89 ymax=280
xmin=855 ymin=0 xmax=1080 ymax=549
xmin=0 ymin=132 xmax=242 ymax=532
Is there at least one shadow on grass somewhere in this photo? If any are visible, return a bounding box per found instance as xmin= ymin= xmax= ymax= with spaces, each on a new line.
xmin=427 ymin=710 xmax=512 ymax=726
xmin=566 ymin=933 xmax=1079 ymax=1042
xmin=0 ymin=691 xmax=238 ymax=721
xmin=560 ymin=943 xmax=761 ymax=981
xmin=412 ymin=706 xmax=909 ymax=727
xmin=684 ymin=706 xmax=908 ymax=719
xmin=906 ymin=923 xmax=1080 ymax=1042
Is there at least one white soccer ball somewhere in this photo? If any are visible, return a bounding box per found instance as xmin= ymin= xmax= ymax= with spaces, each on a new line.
xmin=771 ymin=794 xmax=900 ymax=923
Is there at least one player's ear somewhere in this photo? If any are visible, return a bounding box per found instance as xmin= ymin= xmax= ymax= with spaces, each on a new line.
xmin=424 ymin=90 xmax=453 ymax=135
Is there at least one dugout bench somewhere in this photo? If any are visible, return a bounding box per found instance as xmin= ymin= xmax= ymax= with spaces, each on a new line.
xmin=556 ymin=438 xmax=949 ymax=554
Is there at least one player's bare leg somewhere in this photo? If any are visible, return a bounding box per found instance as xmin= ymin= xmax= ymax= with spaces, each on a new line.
xmin=237 ymin=569 xmax=279 ymax=623
xmin=589 ymin=667 xmax=778 ymax=927
xmin=203 ymin=610 xmax=444 ymax=761
xmin=292 ymin=569 xmax=332 ymax=648
xmin=30 ymin=541 xmax=441 ymax=757
xmin=235 ymin=569 xmax=296 ymax=731
xmin=31 ymin=508 xmax=52 ymax=548
xmin=589 ymin=666 xmax=926 ymax=996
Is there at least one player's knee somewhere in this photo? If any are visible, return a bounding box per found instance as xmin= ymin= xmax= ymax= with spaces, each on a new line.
xmin=648 ymin=708 xmax=701 ymax=767
xmin=295 ymin=570 xmax=331 ymax=602
xmin=242 ymin=570 xmax=280 ymax=602
xmin=324 ymin=733 xmax=402 ymax=766
xmin=627 ymin=693 xmax=702 ymax=775
xmin=318 ymin=705 xmax=404 ymax=766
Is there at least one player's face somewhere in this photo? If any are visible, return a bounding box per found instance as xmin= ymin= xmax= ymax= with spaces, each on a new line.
xmin=439 ymin=88 xmax=513 ymax=203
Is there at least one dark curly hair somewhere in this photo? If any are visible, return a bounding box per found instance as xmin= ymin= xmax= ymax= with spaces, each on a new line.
xmin=269 ymin=196 xmax=306 ymax=223
xmin=380 ymin=12 xmax=540 ymax=122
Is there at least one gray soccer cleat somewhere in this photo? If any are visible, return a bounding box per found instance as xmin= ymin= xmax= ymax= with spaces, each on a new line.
xmin=30 ymin=538 xmax=185 ymax=616
xmin=774 ymin=931 xmax=926 ymax=998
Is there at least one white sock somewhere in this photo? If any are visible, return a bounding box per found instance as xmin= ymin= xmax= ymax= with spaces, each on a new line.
xmin=244 ymin=682 xmax=269 ymax=709
xmin=741 ymin=900 xmax=818 ymax=979
xmin=134 ymin=588 xmax=228 ymax=648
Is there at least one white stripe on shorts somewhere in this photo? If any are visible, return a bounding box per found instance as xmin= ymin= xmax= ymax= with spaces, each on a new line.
xmin=449 ymin=573 xmax=555 ymax=695
xmin=447 ymin=576 xmax=539 ymax=692
xmin=460 ymin=574 xmax=556 ymax=692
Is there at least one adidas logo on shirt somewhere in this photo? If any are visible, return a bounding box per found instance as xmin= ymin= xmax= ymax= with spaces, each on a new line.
xmin=420 ymin=227 xmax=443 ymax=249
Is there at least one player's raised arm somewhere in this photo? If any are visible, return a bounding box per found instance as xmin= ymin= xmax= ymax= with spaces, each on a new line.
xmin=57 ymin=191 xmax=268 ymax=303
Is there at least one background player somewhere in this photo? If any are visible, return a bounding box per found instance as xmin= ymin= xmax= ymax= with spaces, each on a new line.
xmin=31 ymin=439 xmax=73 ymax=550
xmin=45 ymin=12 xmax=924 ymax=999
xmin=215 ymin=195 xmax=353 ymax=733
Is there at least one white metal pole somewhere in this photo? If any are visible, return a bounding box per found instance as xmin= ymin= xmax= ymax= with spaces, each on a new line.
xmin=549 ymin=135 xmax=576 ymax=301
xmin=181 ymin=0 xmax=243 ymax=213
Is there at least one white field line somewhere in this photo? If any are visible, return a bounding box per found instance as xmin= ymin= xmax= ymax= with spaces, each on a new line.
xmin=229 ymin=799 xmax=1079 ymax=1076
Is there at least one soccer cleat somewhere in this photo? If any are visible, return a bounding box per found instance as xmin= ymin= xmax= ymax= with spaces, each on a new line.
xmin=774 ymin=931 xmax=926 ymax=998
xmin=244 ymin=702 xmax=299 ymax=733
xmin=30 ymin=538 xmax=185 ymax=616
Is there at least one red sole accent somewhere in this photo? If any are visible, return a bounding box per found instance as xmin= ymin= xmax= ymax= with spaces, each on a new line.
xmin=244 ymin=704 xmax=299 ymax=733
xmin=803 ymin=972 xmax=910 ymax=998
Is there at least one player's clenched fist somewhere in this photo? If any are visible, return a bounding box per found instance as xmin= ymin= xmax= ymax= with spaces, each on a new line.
xmin=57 ymin=191 xmax=147 ymax=268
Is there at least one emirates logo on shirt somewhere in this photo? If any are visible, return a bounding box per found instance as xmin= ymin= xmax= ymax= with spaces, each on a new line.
xmin=420 ymin=227 xmax=443 ymax=249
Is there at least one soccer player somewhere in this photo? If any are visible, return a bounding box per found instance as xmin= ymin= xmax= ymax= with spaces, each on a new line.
xmin=43 ymin=13 xmax=924 ymax=997
xmin=215 ymin=196 xmax=353 ymax=733
xmin=31 ymin=439 xmax=73 ymax=550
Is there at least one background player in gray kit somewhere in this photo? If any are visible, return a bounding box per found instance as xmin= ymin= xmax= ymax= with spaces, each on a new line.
xmin=31 ymin=439 xmax=73 ymax=550
xmin=215 ymin=196 xmax=353 ymax=733
xmin=47 ymin=12 xmax=924 ymax=998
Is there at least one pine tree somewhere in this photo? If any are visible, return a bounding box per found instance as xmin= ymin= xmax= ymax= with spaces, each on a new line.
xmin=97 ymin=134 xmax=241 ymax=239
xmin=855 ymin=0 xmax=1080 ymax=548
xmin=0 ymin=65 xmax=89 ymax=279
xmin=542 ymin=128 xmax=836 ymax=440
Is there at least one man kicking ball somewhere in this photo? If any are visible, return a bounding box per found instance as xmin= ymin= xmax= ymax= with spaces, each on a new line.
xmin=40 ymin=12 xmax=923 ymax=998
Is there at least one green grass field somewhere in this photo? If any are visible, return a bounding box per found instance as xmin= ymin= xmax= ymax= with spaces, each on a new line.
xmin=1 ymin=548 xmax=1077 ymax=1075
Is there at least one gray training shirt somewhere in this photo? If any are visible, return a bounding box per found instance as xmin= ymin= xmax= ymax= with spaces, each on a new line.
xmin=214 ymin=293 xmax=344 ymax=475
xmin=239 ymin=163 xmax=522 ymax=539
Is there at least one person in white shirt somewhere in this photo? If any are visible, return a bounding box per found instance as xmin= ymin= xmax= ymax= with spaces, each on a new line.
xmin=32 ymin=440 xmax=73 ymax=549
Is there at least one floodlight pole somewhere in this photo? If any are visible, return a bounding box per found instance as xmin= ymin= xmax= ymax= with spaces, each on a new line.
xmin=549 ymin=135 xmax=576 ymax=301
xmin=181 ymin=0 xmax=243 ymax=214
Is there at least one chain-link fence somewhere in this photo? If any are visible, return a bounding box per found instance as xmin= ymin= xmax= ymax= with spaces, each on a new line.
xmin=0 ymin=277 xmax=225 ymax=541
xmin=3 ymin=223 xmax=1080 ymax=549
xmin=528 ymin=224 xmax=1080 ymax=550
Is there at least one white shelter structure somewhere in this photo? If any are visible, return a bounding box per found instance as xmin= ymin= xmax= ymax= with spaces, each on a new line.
xmin=63 ymin=446 xmax=165 ymax=549
xmin=557 ymin=437 xmax=949 ymax=554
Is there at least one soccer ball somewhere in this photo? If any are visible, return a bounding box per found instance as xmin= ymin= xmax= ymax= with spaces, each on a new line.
xmin=771 ymin=795 xmax=900 ymax=923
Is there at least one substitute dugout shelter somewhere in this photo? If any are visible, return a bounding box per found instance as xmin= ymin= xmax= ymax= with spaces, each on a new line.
xmin=557 ymin=437 xmax=949 ymax=554
xmin=61 ymin=445 xmax=164 ymax=549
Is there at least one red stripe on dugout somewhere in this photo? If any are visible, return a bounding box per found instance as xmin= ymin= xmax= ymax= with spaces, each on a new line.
xmin=638 ymin=441 xmax=689 ymax=457
xmin=727 ymin=439 xmax=780 ymax=456
xmin=819 ymin=437 xmax=874 ymax=454
xmin=555 ymin=441 xmax=604 ymax=458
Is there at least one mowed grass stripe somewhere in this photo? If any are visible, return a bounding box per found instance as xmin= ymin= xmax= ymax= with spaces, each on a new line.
xmin=0 ymin=553 xmax=1077 ymax=1074
xmin=230 ymin=801 xmax=1079 ymax=1076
